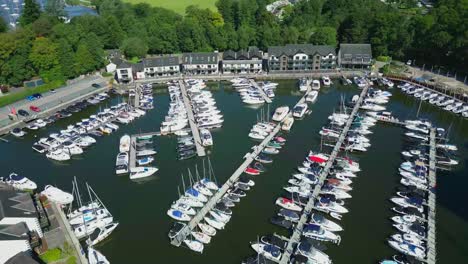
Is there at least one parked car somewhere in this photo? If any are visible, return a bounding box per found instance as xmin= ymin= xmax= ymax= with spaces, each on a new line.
xmin=91 ymin=83 xmax=101 ymax=88
xmin=50 ymin=89 xmax=56 ymax=93
xmin=26 ymin=95 xmax=37 ymax=101
xmin=29 ymin=105 xmax=41 ymax=112
xmin=18 ymin=109 xmax=29 ymax=117
xmin=32 ymin=93 xmax=42 ymax=99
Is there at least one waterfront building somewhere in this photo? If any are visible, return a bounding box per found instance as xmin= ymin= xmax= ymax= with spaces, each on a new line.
xmin=135 ymin=56 xmax=181 ymax=79
xmin=0 ymin=190 xmax=43 ymax=263
xmin=338 ymin=44 xmax=373 ymax=69
xmin=222 ymin=47 xmax=263 ymax=74
xmin=268 ymin=44 xmax=336 ymax=72
xmin=116 ymin=61 xmax=134 ymax=83
xmin=182 ymin=52 xmax=219 ymax=75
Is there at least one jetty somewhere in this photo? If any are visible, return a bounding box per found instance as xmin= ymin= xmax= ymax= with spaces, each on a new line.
xmin=279 ymin=85 xmax=369 ymax=264
xmin=170 ymin=87 xmax=313 ymax=247
xmin=426 ymin=128 xmax=437 ymax=264
xmin=128 ymin=135 xmax=137 ymax=172
xmin=179 ymin=80 xmax=206 ymax=157
xmin=249 ymin=79 xmax=273 ymax=104
xmin=170 ymin=122 xmax=282 ymax=246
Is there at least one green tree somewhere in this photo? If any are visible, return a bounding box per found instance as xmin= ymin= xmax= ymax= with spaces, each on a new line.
xmin=121 ymin=37 xmax=148 ymax=58
xmin=309 ymin=27 xmax=337 ymax=46
xmin=0 ymin=17 xmax=7 ymax=33
xmin=57 ymin=39 xmax=76 ymax=79
xmin=75 ymin=44 xmax=95 ymax=74
xmin=29 ymin=37 xmax=60 ymax=73
xmin=45 ymin=0 xmax=66 ymax=17
xmin=20 ymin=0 xmax=41 ymax=26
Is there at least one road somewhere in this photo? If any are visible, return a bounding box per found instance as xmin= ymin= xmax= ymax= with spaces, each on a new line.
xmin=0 ymin=75 xmax=109 ymax=129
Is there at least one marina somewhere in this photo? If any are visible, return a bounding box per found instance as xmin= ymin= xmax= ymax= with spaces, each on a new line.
xmin=0 ymin=79 xmax=466 ymax=264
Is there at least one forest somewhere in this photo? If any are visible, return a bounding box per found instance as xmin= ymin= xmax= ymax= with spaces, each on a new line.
xmin=0 ymin=0 xmax=466 ymax=87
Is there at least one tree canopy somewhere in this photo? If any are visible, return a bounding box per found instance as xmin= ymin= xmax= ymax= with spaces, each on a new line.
xmin=0 ymin=0 xmax=465 ymax=87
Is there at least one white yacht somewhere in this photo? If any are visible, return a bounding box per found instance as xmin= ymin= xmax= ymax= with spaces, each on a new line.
xmin=115 ymin=152 xmax=129 ymax=175
xmin=312 ymin=80 xmax=321 ymax=90
xmin=184 ymin=239 xmax=204 ymax=253
xmin=88 ymin=246 xmax=110 ymax=264
xmin=200 ymin=129 xmax=213 ymax=146
xmin=296 ymin=242 xmax=332 ymax=264
xmin=303 ymin=223 xmax=340 ymax=242
xmin=46 ymin=148 xmax=71 ymax=161
xmin=281 ymin=116 xmax=294 ymax=131
xmin=42 ymin=185 xmax=74 ymax=204
xmin=272 ymin=106 xmax=290 ymax=122
xmin=10 ymin=128 xmax=26 ymax=137
xmin=322 ymin=76 xmax=331 ymax=86
xmin=119 ymin=134 xmax=131 ymax=152
xmin=306 ymin=90 xmax=318 ymax=103
xmin=250 ymin=243 xmax=282 ymax=261
xmin=293 ymin=103 xmax=308 ymax=118
xmin=1 ymin=173 xmax=37 ymax=191
xmin=129 ymin=167 xmax=158 ymax=180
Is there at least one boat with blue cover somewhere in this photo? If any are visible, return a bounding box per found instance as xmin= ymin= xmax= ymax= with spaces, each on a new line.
xmin=255 ymin=154 xmax=273 ymax=164
xmin=250 ymin=243 xmax=282 ymax=261
xmin=167 ymin=209 xmax=191 ymax=221
xmin=278 ymin=208 xmax=300 ymax=222
xmin=302 ymin=224 xmax=340 ymax=243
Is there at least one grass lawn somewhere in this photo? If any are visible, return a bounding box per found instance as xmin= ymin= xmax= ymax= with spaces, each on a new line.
xmin=122 ymin=0 xmax=217 ymax=14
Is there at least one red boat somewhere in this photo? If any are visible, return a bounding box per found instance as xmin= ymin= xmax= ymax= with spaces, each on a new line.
xmin=29 ymin=105 xmax=41 ymax=112
xmin=307 ymin=154 xmax=328 ymax=163
xmin=244 ymin=167 xmax=260 ymax=175
xmin=274 ymin=136 xmax=287 ymax=143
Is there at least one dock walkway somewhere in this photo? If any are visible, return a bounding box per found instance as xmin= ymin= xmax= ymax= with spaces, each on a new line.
xmin=179 ymin=80 xmax=206 ymax=157
xmin=279 ymin=85 xmax=369 ymax=263
xmin=426 ymin=128 xmax=437 ymax=264
xmin=170 ymin=87 xmax=312 ymax=247
xmin=171 ymin=123 xmax=282 ymax=246
xmin=249 ymin=79 xmax=273 ymax=104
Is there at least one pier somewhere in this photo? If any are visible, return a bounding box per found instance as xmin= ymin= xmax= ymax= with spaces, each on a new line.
xmin=249 ymin=79 xmax=273 ymax=104
xmin=179 ymin=80 xmax=206 ymax=157
xmin=426 ymin=128 xmax=437 ymax=264
xmin=279 ymin=85 xmax=369 ymax=264
xmin=128 ymin=135 xmax=137 ymax=172
xmin=170 ymin=88 xmax=313 ymax=247
xmin=170 ymin=122 xmax=282 ymax=246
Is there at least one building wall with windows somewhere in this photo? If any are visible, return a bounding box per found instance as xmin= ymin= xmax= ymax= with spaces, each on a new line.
xmin=268 ymin=44 xmax=336 ymax=71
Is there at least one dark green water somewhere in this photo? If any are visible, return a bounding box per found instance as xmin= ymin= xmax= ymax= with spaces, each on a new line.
xmin=1 ymin=80 xmax=466 ymax=263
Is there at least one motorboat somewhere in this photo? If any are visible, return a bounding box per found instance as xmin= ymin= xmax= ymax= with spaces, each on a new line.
xmin=390 ymin=233 xmax=425 ymax=247
xmin=193 ymin=183 xmax=214 ymax=196
xmin=200 ymin=129 xmax=213 ymax=146
xmin=306 ymin=90 xmax=319 ymax=103
xmin=10 ymin=128 xmax=26 ymax=137
xmin=388 ymin=241 xmax=426 ymax=260
xmin=204 ymin=216 xmax=225 ymax=230
xmin=1 ymin=173 xmax=37 ymax=191
xmin=299 ymin=78 xmax=309 ymax=92
xmin=184 ymin=239 xmax=204 ymax=253
xmin=167 ymin=209 xmax=191 ymax=221
xmin=69 ymin=208 xmax=110 ymax=225
xmin=209 ymin=210 xmax=231 ymax=223
xmin=129 ymin=167 xmax=158 ymax=180
xmin=115 ymin=152 xmax=129 ymax=174
xmin=119 ymin=134 xmax=131 ymax=152
xmin=293 ymin=103 xmax=308 ymax=118
xmin=74 ymin=217 xmax=114 ymax=239
xmin=200 ymin=178 xmax=219 ymax=191
xmin=296 ymin=241 xmax=332 ymax=264
xmin=278 ymin=208 xmax=300 ymax=222
xmin=272 ymin=106 xmax=290 ymax=122
xmin=262 ymin=147 xmax=279 ymax=155
xmin=171 ymin=201 xmax=196 ymax=215
xmin=310 ymin=213 xmax=343 ymax=232
xmin=46 ymin=148 xmax=71 ymax=161
xmin=255 ymin=154 xmax=273 ymax=164
xmin=238 ymin=176 xmax=255 ymax=187
xmin=41 ymin=185 xmax=73 ymax=204
xmin=191 ymin=231 xmax=211 ymax=244
xmin=314 ymin=196 xmax=348 ymax=214
xmin=88 ymin=222 xmax=119 ymax=246
xmin=390 ymin=197 xmax=424 ymax=213
xmin=281 ymin=116 xmax=294 ymax=131
xmin=275 ymin=197 xmax=302 ymax=212
xmin=198 ymin=222 xmax=217 ymax=236
xmin=312 ymin=80 xmax=321 ymax=90
xmin=245 ymin=167 xmax=260 ymax=175
xmin=321 ymin=76 xmax=331 ymax=86
xmin=137 ymin=156 xmax=154 ymax=166
xmin=87 ymin=246 xmax=110 ymax=264
xmin=136 ymin=149 xmax=157 ymax=157
xmin=250 ymin=243 xmax=282 ymax=262
xmin=303 ymin=224 xmax=340 ymax=243
xmin=270 ymin=215 xmax=293 ymax=229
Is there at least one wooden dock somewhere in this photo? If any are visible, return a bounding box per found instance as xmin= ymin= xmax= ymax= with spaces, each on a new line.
xmin=178 ymin=80 xmax=206 ymax=157
xmin=279 ymin=85 xmax=369 ymax=264
xmin=170 ymin=122 xmax=282 ymax=246
xmin=426 ymin=128 xmax=437 ymax=264
xmin=249 ymin=79 xmax=273 ymax=104
xmin=129 ymin=136 xmax=137 ymax=171
xmin=170 ymin=88 xmax=312 ymax=247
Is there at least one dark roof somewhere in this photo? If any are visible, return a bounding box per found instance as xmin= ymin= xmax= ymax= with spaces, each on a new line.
xmin=0 ymin=191 xmax=37 ymax=220
xmin=143 ymin=56 xmax=180 ymax=68
xmin=182 ymin=52 xmax=219 ymax=65
xmin=0 ymin=223 xmax=30 ymax=240
xmin=339 ymin=44 xmax=372 ymax=57
xmin=268 ymin=44 xmax=336 ymax=57
xmin=223 ymin=47 xmax=263 ymax=60
xmin=116 ymin=60 xmax=133 ymax=69
xmin=5 ymin=252 xmax=39 ymax=264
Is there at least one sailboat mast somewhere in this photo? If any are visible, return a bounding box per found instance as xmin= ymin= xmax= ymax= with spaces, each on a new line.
xmin=181 ymin=174 xmax=186 ymax=192
xmin=208 ymin=157 xmax=217 ymax=184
